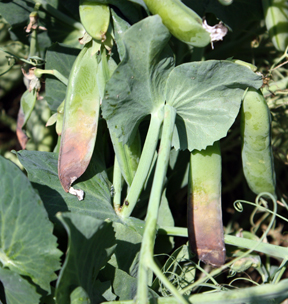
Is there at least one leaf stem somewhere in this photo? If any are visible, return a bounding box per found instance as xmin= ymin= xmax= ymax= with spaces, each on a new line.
xmin=34 ymin=68 xmax=68 ymax=85
xmin=120 ymin=111 xmax=163 ymax=218
xmin=136 ymin=105 xmax=187 ymax=304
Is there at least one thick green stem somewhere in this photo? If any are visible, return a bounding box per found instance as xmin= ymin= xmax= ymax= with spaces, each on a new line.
xmin=158 ymin=226 xmax=288 ymax=260
xmin=29 ymin=29 xmax=39 ymax=58
xmin=110 ymin=130 xmax=141 ymax=187
xmin=120 ymin=111 xmax=163 ymax=218
xmin=136 ymin=105 xmax=187 ymax=304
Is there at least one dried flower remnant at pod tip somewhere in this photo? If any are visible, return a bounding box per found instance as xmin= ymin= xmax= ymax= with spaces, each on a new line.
xmin=21 ymin=67 xmax=42 ymax=99
xmin=25 ymin=11 xmax=47 ymax=33
xmin=202 ymin=19 xmax=228 ymax=49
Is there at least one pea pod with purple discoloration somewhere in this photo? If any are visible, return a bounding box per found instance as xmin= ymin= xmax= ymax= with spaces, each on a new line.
xmin=58 ymin=42 xmax=100 ymax=200
xmin=187 ymin=141 xmax=226 ymax=267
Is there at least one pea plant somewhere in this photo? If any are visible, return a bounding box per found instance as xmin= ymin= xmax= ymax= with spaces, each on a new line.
xmin=1 ymin=0 xmax=288 ymax=303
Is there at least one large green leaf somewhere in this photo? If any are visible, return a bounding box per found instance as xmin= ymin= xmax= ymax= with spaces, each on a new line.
xmin=102 ymin=15 xmax=174 ymax=144
xmin=110 ymin=222 xmax=142 ymax=274
xmin=99 ymin=264 xmax=158 ymax=301
xmin=165 ymin=60 xmax=263 ymax=151
xmin=55 ymin=213 xmax=117 ymax=304
xmin=0 ymin=156 xmax=61 ymax=292
xmin=45 ymin=44 xmax=80 ymax=112
xmin=0 ymin=267 xmax=41 ymax=304
xmin=17 ymin=149 xmax=119 ymax=222
xmin=111 ymin=9 xmax=131 ymax=61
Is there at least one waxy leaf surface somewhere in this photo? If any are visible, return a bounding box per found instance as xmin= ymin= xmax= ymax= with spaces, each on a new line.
xmin=165 ymin=60 xmax=263 ymax=151
xmin=102 ymin=15 xmax=174 ymax=144
xmin=17 ymin=149 xmax=119 ymax=222
xmin=0 ymin=267 xmax=40 ymax=304
xmin=0 ymin=156 xmax=61 ymax=292
xmin=55 ymin=213 xmax=116 ymax=304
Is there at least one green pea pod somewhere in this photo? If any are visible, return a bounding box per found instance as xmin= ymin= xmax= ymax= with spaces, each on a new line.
xmin=241 ymin=88 xmax=276 ymax=197
xmin=79 ymin=0 xmax=110 ymax=42
xmin=58 ymin=43 xmax=100 ymax=200
xmin=187 ymin=141 xmax=226 ymax=267
xmin=262 ymin=0 xmax=288 ymax=52
xmin=143 ymin=0 xmax=210 ymax=47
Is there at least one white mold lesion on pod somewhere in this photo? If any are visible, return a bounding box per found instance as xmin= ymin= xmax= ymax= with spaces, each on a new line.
xmin=69 ymin=187 xmax=84 ymax=201
xmin=68 ymin=176 xmax=84 ymax=200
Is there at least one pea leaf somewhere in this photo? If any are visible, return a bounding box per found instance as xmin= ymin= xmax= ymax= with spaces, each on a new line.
xmin=111 ymin=9 xmax=131 ymax=61
xmin=111 ymin=222 xmax=142 ymax=274
xmin=0 ymin=267 xmax=41 ymax=304
xmin=55 ymin=213 xmax=117 ymax=304
xmin=102 ymin=15 xmax=174 ymax=144
xmin=45 ymin=44 xmax=80 ymax=112
xmin=0 ymin=156 xmax=61 ymax=293
xmin=165 ymin=60 xmax=263 ymax=151
xmin=17 ymin=149 xmax=119 ymax=222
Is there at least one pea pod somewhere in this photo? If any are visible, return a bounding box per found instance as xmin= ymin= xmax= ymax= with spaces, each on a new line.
xmin=262 ymin=0 xmax=288 ymax=52
xmin=58 ymin=42 xmax=100 ymax=200
xmin=79 ymin=0 xmax=110 ymax=42
xmin=241 ymin=88 xmax=276 ymax=197
xmin=142 ymin=0 xmax=211 ymax=47
xmin=16 ymin=89 xmax=37 ymax=149
xmin=187 ymin=141 xmax=226 ymax=267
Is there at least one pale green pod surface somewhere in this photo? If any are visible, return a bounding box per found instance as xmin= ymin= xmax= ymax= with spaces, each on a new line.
xmin=187 ymin=141 xmax=226 ymax=267
xmin=143 ymin=0 xmax=210 ymax=47
xmin=79 ymin=1 xmax=110 ymax=41
xmin=241 ymin=88 xmax=276 ymax=197
xmin=58 ymin=43 xmax=100 ymax=195
xmin=262 ymin=0 xmax=288 ymax=52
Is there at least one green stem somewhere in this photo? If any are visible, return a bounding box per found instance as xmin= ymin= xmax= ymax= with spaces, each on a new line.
xmin=34 ymin=68 xmax=68 ymax=85
xmin=32 ymin=0 xmax=83 ymax=31
xmin=29 ymin=28 xmax=39 ymax=58
xmin=272 ymin=259 xmax=288 ymax=284
xmin=113 ymin=156 xmax=122 ymax=212
xmin=120 ymin=111 xmax=163 ymax=218
xmin=0 ymin=48 xmax=43 ymax=66
xmin=136 ymin=105 xmax=187 ymax=304
xmin=109 ymin=129 xmax=140 ymax=187
xmin=158 ymin=226 xmax=288 ymax=260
